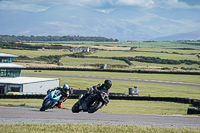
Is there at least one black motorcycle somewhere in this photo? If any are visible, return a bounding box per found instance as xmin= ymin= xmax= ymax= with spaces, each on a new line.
xmin=72 ymin=90 xmax=109 ymax=113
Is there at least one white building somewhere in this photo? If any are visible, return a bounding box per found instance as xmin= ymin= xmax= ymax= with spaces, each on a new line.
xmin=70 ymin=47 xmax=90 ymax=52
xmin=0 ymin=53 xmax=60 ymax=94
xmin=0 ymin=77 xmax=60 ymax=94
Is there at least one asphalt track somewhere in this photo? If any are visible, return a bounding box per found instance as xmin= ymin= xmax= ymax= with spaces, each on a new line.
xmin=27 ymin=73 xmax=200 ymax=88
xmin=0 ymin=106 xmax=200 ymax=128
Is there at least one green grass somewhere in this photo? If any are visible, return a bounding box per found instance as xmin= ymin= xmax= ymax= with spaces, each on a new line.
xmin=87 ymin=51 xmax=198 ymax=61
xmin=98 ymin=100 xmax=190 ymax=115
xmin=130 ymin=41 xmax=200 ymax=49
xmin=34 ymin=41 xmax=200 ymax=49
xmin=60 ymin=57 xmax=127 ymax=66
xmin=0 ymin=99 xmax=191 ymax=115
xmin=130 ymin=61 xmax=200 ymax=70
xmin=0 ymin=48 xmax=73 ymax=57
xmin=136 ymin=48 xmax=200 ymax=55
xmin=1 ymin=123 xmax=200 ymax=133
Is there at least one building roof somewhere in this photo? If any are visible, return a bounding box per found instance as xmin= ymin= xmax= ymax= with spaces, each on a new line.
xmin=0 ymin=63 xmax=26 ymax=68
xmin=71 ymin=47 xmax=89 ymax=50
xmin=0 ymin=77 xmax=59 ymax=84
xmin=0 ymin=53 xmax=18 ymax=58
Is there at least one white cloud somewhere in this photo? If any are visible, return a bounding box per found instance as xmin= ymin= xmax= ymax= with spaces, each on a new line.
xmin=0 ymin=1 xmax=48 ymax=12
xmin=65 ymin=0 xmax=155 ymax=9
xmin=112 ymin=0 xmax=154 ymax=8
xmin=153 ymin=0 xmax=200 ymax=9
xmin=0 ymin=0 xmax=200 ymax=12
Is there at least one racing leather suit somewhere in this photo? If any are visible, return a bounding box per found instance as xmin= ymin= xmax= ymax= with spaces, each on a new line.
xmin=47 ymin=87 xmax=69 ymax=107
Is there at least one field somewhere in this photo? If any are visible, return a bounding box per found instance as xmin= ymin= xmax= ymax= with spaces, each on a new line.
xmin=32 ymin=41 xmax=200 ymax=49
xmin=1 ymin=41 xmax=200 ymax=72
xmin=136 ymin=48 xmax=200 ymax=54
xmin=87 ymin=51 xmax=197 ymax=61
xmin=60 ymin=57 xmax=127 ymax=66
xmin=0 ymin=48 xmax=72 ymax=57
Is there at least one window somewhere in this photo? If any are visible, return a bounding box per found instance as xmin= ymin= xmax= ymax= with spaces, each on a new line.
xmin=0 ymin=69 xmax=21 ymax=77
xmin=0 ymin=57 xmax=13 ymax=63
xmin=11 ymin=87 xmax=20 ymax=92
xmin=0 ymin=86 xmax=4 ymax=94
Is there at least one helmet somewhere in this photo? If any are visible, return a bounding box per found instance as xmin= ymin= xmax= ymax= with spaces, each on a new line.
xmin=104 ymin=80 xmax=112 ymax=90
xmin=63 ymin=84 xmax=69 ymax=92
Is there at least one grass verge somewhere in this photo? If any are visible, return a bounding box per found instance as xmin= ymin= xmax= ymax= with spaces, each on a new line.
xmin=0 ymin=99 xmax=192 ymax=115
xmin=0 ymin=124 xmax=200 ymax=133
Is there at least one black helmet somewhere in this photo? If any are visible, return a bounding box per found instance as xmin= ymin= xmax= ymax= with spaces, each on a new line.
xmin=104 ymin=80 xmax=112 ymax=90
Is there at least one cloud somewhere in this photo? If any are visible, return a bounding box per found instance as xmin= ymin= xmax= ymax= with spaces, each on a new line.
xmin=0 ymin=0 xmax=200 ymax=12
xmin=153 ymin=0 xmax=200 ymax=9
xmin=0 ymin=1 xmax=48 ymax=12
xmin=63 ymin=0 xmax=155 ymax=9
xmin=111 ymin=0 xmax=154 ymax=8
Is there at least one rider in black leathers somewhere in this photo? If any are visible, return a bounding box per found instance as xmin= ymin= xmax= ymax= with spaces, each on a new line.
xmin=79 ymin=79 xmax=112 ymax=103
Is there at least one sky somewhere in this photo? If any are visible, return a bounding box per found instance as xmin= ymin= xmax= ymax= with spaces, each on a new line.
xmin=0 ymin=0 xmax=200 ymax=40
xmin=0 ymin=0 xmax=200 ymax=12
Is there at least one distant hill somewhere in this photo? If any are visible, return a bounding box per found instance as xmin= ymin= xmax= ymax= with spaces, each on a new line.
xmin=154 ymin=30 xmax=200 ymax=41
xmin=0 ymin=4 xmax=200 ymax=41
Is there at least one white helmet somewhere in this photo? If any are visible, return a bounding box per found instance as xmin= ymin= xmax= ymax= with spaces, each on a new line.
xmin=63 ymin=84 xmax=69 ymax=90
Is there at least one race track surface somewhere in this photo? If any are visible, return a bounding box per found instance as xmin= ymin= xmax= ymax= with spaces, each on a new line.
xmin=0 ymin=106 xmax=200 ymax=128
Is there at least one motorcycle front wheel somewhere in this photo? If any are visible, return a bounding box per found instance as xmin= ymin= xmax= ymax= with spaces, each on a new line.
xmin=87 ymin=99 xmax=104 ymax=113
xmin=72 ymin=101 xmax=82 ymax=113
xmin=40 ymin=100 xmax=51 ymax=111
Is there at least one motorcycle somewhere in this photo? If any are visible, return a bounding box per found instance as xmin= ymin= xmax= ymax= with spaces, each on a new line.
xmin=72 ymin=90 xmax=109 ymax=113
xmin=40 ymin=90 xmax=62 ymax=111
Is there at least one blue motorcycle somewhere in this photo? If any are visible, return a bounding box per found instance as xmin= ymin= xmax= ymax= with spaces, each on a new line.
xmin=40 ymin=90 xmax=62 ymax=111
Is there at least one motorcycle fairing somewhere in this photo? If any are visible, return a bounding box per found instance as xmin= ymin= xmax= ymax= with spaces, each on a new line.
xmin=42 ymin=90 xmax=62 ymax=109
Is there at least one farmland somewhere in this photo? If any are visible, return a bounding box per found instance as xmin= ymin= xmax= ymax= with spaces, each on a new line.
xmin=1 ymin=41 xmax=200 ymax=72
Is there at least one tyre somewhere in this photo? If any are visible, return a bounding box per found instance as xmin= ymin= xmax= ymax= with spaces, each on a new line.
xmin=72 ymin=101 xmax=82 ymax=113
xmin=87 ymin=100 xmax=104 ymax=113
xmin=40 ymin=100 xmax=51 ymax=111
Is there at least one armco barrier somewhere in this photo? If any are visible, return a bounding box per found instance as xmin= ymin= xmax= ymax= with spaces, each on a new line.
xmin=108 ymin=96 xmax=192 ymax=104
xmin=0 ymin=94 xmax=196 ymax=104
xmin=187 ymin=108 xmax=200 ymax=114
xmin=0 ymin=94 xmax=46 ymax=99
xmin=191 ymin=99 xmax=200 ymax=107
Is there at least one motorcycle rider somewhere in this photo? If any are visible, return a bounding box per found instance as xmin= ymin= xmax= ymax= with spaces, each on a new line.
xmin=47 ymin=84 xmax=70 ymax=108
xmin=79 ymin=79 xmax=112 ymax=103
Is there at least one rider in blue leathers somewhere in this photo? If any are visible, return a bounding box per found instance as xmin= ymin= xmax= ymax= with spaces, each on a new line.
xmin=47 ymin=84 xmax=70 ymax=108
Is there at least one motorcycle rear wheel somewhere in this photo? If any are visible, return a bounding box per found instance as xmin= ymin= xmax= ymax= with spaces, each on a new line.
xmin=88 ymin=100 xmax=104 ymax=113
xmin=40 ymin=100 xmax=51 ymax=111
